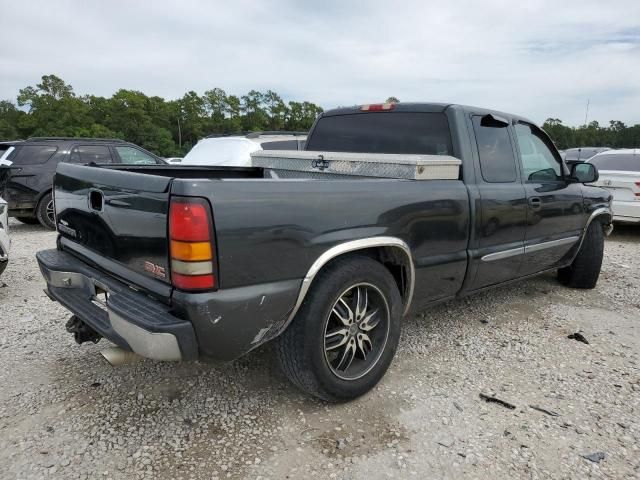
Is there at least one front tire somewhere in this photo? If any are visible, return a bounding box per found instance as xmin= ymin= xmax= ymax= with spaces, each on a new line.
xmin=36 ymin=192 xmax=56 ymax=230
xmin=276 ymin=255 xmax=402 ymax=402
xmin=558 ymin=221 xmax=604 ymax=289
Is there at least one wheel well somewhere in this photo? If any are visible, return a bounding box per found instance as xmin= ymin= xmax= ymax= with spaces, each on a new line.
xmin=35 ymin=189 xmax=52 ymax=206
xmin=320 ymin=246 xmax=412 ymax=312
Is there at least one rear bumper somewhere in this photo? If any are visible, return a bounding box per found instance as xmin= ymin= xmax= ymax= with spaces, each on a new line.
xmin=36 ymin=248 xmax=198 ymax=361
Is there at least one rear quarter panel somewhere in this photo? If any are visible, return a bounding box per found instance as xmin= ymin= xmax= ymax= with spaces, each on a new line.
xmin=172 ymin=177 xmax=470 ymax=308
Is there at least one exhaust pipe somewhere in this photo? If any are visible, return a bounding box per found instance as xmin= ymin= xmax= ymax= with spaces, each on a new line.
xmin=101 ymin=346 xmax=141 ymax=366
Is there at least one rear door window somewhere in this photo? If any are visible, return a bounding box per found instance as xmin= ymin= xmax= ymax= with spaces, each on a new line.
xmin=10 ymin=145 xmax=58 ymax=165
xmin=305 ymin=112 xmax=453 ymax=155
xmin=590 ymin=154 xmax=639 ymax=172
xmin=115 ymin=146 xmax=158 ymax=165
xmin=68 ymin=145 xmax=113 ymax=164
xmin=472 ymin=115 xmax=517 ymax=183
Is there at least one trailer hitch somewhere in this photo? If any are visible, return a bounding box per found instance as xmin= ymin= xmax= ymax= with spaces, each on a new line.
xmin=65 ymin=315 xmax=102 ymax=344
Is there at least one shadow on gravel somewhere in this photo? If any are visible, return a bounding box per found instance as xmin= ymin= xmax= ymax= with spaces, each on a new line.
xmin=607 ymin=223 xmax=640 ymax=243
xmin=7 ymin=219 xmax=49 ymax=234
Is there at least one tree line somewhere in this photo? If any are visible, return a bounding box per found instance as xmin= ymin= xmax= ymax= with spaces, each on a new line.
xmin=0 ymin=75 xmax=323 ymax=157
xmin=0 ymin=75 xmax=638 ymax=156
xmin=542 ymin=118 xmax=640 ymax=151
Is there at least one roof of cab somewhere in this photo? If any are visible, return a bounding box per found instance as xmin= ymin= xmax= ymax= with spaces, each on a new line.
xmin=320 ymin=102 xmax=536 ymax=126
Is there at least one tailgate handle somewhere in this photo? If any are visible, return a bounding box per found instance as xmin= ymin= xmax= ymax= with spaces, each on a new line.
xmin=89 ymin=190 xmax=104 ymax=212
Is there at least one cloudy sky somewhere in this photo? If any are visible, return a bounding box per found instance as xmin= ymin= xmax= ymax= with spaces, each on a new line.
xmin=1 ymin=0 xmax=639 ymax=125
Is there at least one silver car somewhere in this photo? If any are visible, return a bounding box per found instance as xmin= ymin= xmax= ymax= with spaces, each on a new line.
xmin=0 ymin=196 xmax=9 ymax=276
xmin=589 ymin=149 xmax=640 ymax=224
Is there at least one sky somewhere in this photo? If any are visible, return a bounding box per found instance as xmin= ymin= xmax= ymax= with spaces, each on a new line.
xmin=1 ymin=0 xmax=639 ymax=126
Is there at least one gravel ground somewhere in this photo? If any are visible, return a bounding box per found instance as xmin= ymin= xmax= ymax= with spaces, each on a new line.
xmin=0 ymin=219 xmax=638 ymax=480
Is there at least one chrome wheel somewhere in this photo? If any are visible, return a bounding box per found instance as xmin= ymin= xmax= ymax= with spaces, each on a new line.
xmin=323 ymin=283 xmax=390 ymax=381
xmin=46 ymin=200 xmax=55 ymax=225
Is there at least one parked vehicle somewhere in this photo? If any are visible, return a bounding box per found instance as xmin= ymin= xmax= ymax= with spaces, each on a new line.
xmin=37 ymin=103 xmax=612 ymax=401
xmin=0 ymin=137 xmax=165 ymax=229
xmin=588 ymin=149 xmax=640 ymax=223
xmin=165 ymin=157 xmax=183 ymax=164
xmin=181 ymin=132 xmax=306 ymax=166
xmin=563 ymin=147 xmax=611 ymax=164
xmin=0 ymin=196 xmax=9 ymax=277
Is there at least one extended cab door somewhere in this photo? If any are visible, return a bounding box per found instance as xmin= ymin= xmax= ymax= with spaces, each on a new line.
xmin=468 ymin=114 xmax=528 ymax=289
xmin=513 ymin=122 xmax=585 ymax=275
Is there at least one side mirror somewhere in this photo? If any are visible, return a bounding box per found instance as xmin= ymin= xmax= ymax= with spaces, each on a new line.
xmin=570 ymin=162 xmax=598 ymax=183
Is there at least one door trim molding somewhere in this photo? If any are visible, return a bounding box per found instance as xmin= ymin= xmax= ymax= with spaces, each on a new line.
xmin=481 ymin=246 xmax=525 ymax=262
xmin=481 ymin=235 xmax=579 ymax=262
xmin=524 ymin=236 xmax=580 ymax=253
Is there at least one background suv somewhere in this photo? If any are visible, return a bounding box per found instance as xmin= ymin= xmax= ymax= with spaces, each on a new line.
xmin=0 ymin=137 xmax=165 ymax=229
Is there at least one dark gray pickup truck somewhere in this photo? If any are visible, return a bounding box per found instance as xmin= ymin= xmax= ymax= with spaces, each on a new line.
xmin=37 ymin=103 xmax=612 ymax=401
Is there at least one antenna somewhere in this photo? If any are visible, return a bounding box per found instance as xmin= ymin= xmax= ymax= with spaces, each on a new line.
xmin=584 ymin=99 xmax=590 ymax=126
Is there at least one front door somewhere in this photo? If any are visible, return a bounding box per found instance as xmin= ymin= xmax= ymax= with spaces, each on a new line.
xmin=513 ymin=122 xmax=585 ymax=276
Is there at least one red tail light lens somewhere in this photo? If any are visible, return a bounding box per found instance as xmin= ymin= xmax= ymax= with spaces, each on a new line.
xmin=169 ymin=197 xmax=217 ymax=291
xmin=169 ymin=200 xmax=211 ymax=241
xmin=172 ymin=272 xmax=215 ymax=290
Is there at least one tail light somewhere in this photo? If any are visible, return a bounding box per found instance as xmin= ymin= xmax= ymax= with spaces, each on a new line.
xmin=635 ymin=182 xmax=640 ymax=198
xmin=361 ymin=102 xmax=395 ymax=111
xmin=169 ymin=197 xmax=217 ymax=291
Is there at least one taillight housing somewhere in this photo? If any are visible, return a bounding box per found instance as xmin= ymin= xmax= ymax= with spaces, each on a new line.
xmin=361 ymin=102 xmax=396 ymax=111
xmin=169 ymin=197 xmax=217 ymax=291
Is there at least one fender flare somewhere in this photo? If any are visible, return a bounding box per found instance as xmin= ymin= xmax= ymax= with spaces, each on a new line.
xmin=285 ymin=237 xmax=415 ymax=327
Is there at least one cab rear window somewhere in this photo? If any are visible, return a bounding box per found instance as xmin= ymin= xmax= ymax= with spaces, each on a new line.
xmin=11 ymin=145 xmax=58 ymax=165
xmin=306 ymin=112 xmax=453 ymax=155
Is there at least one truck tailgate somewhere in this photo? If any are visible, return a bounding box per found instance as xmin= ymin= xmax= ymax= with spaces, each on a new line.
xmin=54 ymin=163 xmax=173 ymax=295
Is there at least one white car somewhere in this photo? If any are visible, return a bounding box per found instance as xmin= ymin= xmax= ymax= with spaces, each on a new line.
xmin=588 ymin=149 xmax=640 ymax=223
xmin=181 ymin=132 xmax=306 ymax=167
xmin=0 ymin=196 xmax=10 ymax=276
xmin=165 ymin=157 xmax=183 ymax=164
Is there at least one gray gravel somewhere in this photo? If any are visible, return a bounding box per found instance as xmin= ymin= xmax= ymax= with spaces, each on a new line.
xmin=0 ymin=219 xmax=638 ymax=479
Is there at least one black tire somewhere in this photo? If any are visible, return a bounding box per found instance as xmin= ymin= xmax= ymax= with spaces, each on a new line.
xmin=15 ymin=217 xmax=39 ymax=225
xmin=558 ymin=221 xmax=604 ymax=289
xmin=276 ymin=255 xmax=402 ymax=402
xmin=35 ymin=192 xmax=56 ymax=230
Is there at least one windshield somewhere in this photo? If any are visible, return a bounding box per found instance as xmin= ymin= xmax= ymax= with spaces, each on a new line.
xmin=306 ymin=112 xmax=453 ymax=155
xmin=182 ymin=138 xmax=262 ymax=166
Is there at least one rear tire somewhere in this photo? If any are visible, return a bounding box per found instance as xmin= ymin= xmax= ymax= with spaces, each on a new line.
xmin=15 ymin=217 xmax=39 ymax=225
xmin=558 ymin=221 xmax=604 ymax=289
xmin=276 ymin=255 xmax=402 ymax=402
xmin=35 ymin=192 xmax=55 ymax=230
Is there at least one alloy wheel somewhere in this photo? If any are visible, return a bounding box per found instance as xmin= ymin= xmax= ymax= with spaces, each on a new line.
xmin=323 ymin=283 xmax=390 ymax=381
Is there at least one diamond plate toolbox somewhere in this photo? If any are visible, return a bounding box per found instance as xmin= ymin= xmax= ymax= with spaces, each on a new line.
xmin=250 ymin=150 xmax=461 ymax=180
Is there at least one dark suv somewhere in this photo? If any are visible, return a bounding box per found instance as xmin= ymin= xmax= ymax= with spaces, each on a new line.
xmin=0 ymin=137 xmax=165 ymax=228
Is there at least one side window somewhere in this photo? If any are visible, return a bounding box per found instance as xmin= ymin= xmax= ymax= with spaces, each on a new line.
xmin=11 ymin=145 xmax=58 ymax=165
xmin=471 ymin=115 xmax=517 ymax=183
xmin=115 ymin=146 xmax=157 ymax=165
xmin=68 ymin=145 xmax=113 ymax=164
xmin=514 ymin=123 xmax=562 ymax=182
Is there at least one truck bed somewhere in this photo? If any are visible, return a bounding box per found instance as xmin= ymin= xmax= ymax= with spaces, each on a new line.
xmin=53 ymin=162 xmax=470 ymax=358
